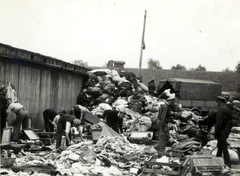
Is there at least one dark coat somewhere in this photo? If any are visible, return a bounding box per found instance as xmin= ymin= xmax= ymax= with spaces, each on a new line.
xmin=215 ymin=104 xmax=232 ymax=138
xmin=43 ymin=109 xmax=57 ymax=132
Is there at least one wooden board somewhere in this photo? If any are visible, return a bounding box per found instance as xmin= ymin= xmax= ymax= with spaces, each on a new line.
xmin=84 ymin=111 xmax=100 ymax=124
xmin=1 ymin=128 xmax=12 ymax=144
xmin=23 ymin=129 xmax=40 ymax=140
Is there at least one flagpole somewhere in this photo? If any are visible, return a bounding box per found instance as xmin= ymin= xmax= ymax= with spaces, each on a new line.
xmin=138 ymin=10 xmax=147 ymax=77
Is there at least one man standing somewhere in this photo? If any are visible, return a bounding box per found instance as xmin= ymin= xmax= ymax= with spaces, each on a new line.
xmin=56 ymin=114 xmax=83 ymax=149
xmin=154 ymin=90 xmax=176 ymax=157
xmin=215 ymin=96 xmax=233 ymax=168
xmin=6 ymin=99 xmax=29 ymax=142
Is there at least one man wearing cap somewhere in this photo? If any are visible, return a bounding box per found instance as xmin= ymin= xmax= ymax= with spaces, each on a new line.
xmin=56 ymin=114 xmax=83 ymax=149
xmin=215 ymin=96 xmax=233 ymax=167
xmin=154 ymin=89 xmax=176 ymax=157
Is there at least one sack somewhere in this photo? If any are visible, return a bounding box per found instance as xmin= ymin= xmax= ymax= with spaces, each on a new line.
xmin=103 ymin=83 xmax=115 ymax=95
xmin=171 ymin=138 xmax=201 ymax=153
xmin=95 ymin=94 xmax=111 ymax=104
xmin=138 ymin=83 xmax=149 ymax=92
xmin=87 ymin=87 xmax=102 ymax=98
xmin=118 ymin=81 xmax=133 ymax=91
xmin=175 ymin=110 xmax=193 ymax=122
xmin=138 ymin=116 xmax=152 ymax=131
xmin=129 ymin=101 xmax=142 ymax=113
xmin=105 ymin=97 xmax=114 ymax=105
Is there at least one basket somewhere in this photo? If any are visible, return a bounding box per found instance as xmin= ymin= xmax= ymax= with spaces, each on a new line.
xmin=0 ymin=157 xmax=16 ymax=168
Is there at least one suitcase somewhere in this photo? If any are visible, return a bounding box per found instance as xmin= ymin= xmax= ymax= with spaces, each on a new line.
xmin=128 ymin=131 xmax=153 ymax=145
xmin=182 ymin=155 xmax=225 ymax=176
xmin=143 ymin=160 xmax=182 ymax=176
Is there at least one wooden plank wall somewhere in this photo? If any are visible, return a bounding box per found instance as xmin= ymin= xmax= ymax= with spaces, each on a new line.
xmin=0 ymin=60 xmax=86 ymax=130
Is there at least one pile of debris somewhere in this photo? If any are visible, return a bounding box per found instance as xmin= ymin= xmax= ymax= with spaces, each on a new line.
xmin=1 ymin=68 xmax=240 ymax=175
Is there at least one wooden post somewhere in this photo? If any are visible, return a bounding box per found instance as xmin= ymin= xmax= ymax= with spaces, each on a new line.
xmin=138 ymin=10 xmax=147 ymax=77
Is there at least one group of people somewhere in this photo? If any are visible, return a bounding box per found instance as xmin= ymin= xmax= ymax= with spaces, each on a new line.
xmin=43 ymin=105 xmax=89 ymax=149
xmin=153 ymin=89 xmax=235 ymax=168
xmin=2 ymin=98 xmax=128 ymax=150
xmin=42 ymin=103 xmax=127 ymax=150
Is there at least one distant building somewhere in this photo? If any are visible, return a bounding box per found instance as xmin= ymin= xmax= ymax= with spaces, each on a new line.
xmin=108 ymin=60 xmax=125 ymax=69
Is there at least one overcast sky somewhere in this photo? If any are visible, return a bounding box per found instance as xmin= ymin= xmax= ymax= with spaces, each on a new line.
xmin=0 ymin=0 xmax=239 ymax=71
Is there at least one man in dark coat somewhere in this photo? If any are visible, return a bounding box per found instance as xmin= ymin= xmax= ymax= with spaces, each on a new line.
xmin=103 ymin=110 xmax=125 ymax=134
xmin=43 ymin=109 xmax=58 ymax=132
xmin=215 ymin=96 xmax=233 ymax=168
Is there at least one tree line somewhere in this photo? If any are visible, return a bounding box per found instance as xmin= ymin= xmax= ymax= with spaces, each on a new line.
xmin=147 ymin=58 xmax=240 ymax=72
xmin=71 ymin=58 xmax=240 ymax=73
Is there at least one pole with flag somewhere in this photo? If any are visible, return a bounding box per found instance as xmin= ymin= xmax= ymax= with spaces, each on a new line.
xmin=138 ymin=10 xmax=147 ymax=77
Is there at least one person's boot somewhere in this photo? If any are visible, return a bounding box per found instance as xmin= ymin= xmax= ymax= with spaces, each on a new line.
xmin=157 ymin=151 xmax=164 ymax=158
xmin=154 ymin=145 xmax=160 ymax=151
xmin=225 ymin=162 xmax=231 ymax=168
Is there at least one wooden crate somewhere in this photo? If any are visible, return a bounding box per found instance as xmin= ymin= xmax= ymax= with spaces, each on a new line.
xmin=142 ymin=161 xmax=182 ymax=175
xmin=190 ymin=155 xmax=224 ymax=174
